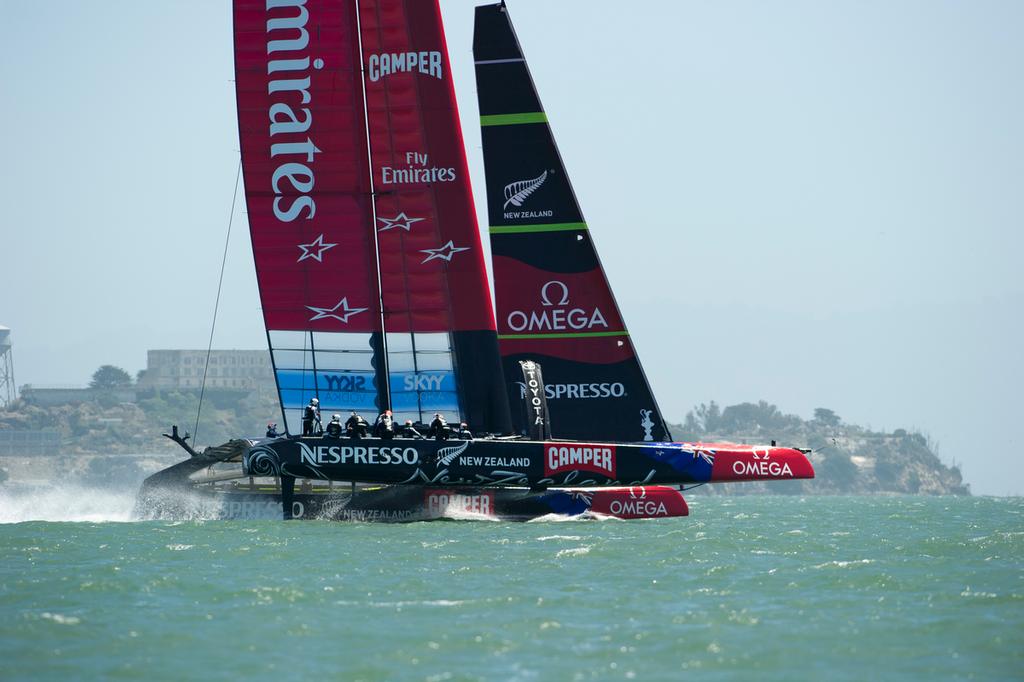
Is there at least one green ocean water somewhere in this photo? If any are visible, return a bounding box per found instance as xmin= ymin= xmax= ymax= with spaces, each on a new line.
xmin=0 ymin=493 xmax=1020 ymax=681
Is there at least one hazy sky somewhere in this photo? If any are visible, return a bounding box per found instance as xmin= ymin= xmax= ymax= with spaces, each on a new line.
xmin=1 ymin=1 xmax=1021 ymax=494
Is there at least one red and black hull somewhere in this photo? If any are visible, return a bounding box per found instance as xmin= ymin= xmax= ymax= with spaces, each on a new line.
xmin=244 ymin=436 xmax=815 ymax=488
xmin=136 ymin=481 xmax=688 ymax=522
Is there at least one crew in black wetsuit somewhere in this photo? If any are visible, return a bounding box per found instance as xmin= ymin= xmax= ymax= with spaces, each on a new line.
xmin=266 ymin=423 xmax=279 ymax=438
xmin=398 ymin=420 xmax=423 ymax=439
xmin=325 ymin=414 xmax=343 ymax=438
xmin=454 ymin=422 xmax=474 ymax=440
xmin=302 ymin=398 xmax=321 ymax=436
xmin=427 ymin=413 xmax=450 ymax=441
xmin=345 ymin=411 xmax=369 ymax=439
xmin=372 ymin=411 xmax=396 ymax=439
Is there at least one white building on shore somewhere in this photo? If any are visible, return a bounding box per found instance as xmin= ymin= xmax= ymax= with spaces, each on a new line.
xmin=139 ymin=350 xmax=274 ymax=391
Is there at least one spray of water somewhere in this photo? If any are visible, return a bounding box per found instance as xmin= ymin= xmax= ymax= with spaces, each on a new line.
xmin=0 ymin=477 xmax=627 ymax=524
xmin=438 ymin=507 xmax=501 ymax=522
xmin=0 ymin=483 xmax=140 ymax=523
xmin=526 ymin=512 xmax=617 ymax=523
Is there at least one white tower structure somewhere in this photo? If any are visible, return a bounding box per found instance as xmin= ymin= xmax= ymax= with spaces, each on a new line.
xmin=0 ymin=326 xmax=15 ymax=408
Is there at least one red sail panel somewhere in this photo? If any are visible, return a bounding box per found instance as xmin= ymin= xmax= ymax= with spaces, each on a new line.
xmin=234 ymin=0 xmax=380 ymax=335
xmin=492 ymin=256 xmax=636 ymax=364
xmin=357 ymin=0 xmax=495 ymax=335
xmin=235 ymin=0 xmax=388 ymax=433
xmin=356 ymin=0 xmax=511 ymax=433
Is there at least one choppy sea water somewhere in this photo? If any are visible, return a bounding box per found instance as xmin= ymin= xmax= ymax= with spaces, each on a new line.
xmin=0 ymin=489 xmax=1020 ymax=681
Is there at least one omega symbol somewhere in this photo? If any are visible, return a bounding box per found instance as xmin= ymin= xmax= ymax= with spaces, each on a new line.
xmin=540 ymin=281 xmax=570 ymax=307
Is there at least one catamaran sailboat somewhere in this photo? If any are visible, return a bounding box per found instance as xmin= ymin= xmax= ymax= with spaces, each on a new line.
xmin=136 ymin=0 xmax=813 ymax=522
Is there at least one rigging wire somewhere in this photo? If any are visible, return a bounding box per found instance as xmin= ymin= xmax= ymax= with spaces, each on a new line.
xmin=193 ymin=159 xmax=243 ymax=446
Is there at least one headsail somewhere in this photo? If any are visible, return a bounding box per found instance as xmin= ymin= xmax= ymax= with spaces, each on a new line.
xmin=473 ymin=4 xmax=671 ymax=442
xmin=234 ymin=0 xmax=509 ymax=434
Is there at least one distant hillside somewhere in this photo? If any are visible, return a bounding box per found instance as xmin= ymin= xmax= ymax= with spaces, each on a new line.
xmin=0 ymin=393 xmax=969 ymax=495
xmin=0 ymin=389 xmax=280 ymax=455
xmin=671 ymin=402 xmax=969 ymax=495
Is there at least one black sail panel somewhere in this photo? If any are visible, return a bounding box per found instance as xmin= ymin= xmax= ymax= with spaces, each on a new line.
xmin=473 ymin=3 xmax=671 ymax=442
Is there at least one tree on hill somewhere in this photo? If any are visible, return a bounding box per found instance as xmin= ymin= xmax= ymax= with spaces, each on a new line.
xmin=90 ymin=365 xmax=133 ymax=390
xmin=682 ymin=401 xmax=721 ymax=435
xmin=718 ymin=401 xmax=796 ymax=433
xmin=813 ymin=408 xmax=841 ymax=427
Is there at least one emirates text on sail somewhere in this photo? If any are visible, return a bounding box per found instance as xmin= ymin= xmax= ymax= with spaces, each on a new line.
xmin=266 ymin=0 xmax=321 ymax=223
xmin=380 ymin=152 xmax=456 ymax=185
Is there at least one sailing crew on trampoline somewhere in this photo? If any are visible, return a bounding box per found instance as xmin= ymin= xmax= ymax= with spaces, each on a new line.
xmin=325 ymin=414 xmax=343 ymax=438
xmin=427 ymin=413 xmax=450 ymax=441
xmin=373 ymin=410 xmax=396 ymax=439
xmin=345 ymin=411 xmax=369 ymax=439
xmin=454 ymin=422 xmax=474 ymax=440
xmin=266 ymin=423 xmax=279 ymax=438
xmin=399 ymin=419 xmax=423 ymax=439
xmin=302 ymin=398 xmax=321 ymax=436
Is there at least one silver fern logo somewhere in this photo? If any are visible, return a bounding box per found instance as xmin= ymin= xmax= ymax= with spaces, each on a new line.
xmin=437 ymin=440 xmax=471 ymax=466
xmin=503 ymin=171 xmax=548 ymax=208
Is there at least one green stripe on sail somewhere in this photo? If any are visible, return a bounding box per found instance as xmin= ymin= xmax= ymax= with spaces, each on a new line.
xmin=480 ymin=112 xmax=548 ymax=126
xmin=489 ymin=222 xmax=588 ymax=234
xmin=498 ymin=331 xmax=630 ymax=340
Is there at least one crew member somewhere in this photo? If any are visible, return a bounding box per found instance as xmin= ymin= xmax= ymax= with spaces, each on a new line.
xmin=302 ymin=398 xmax=321 ymax=436
xmin=398 ymin=419 xmax=423 ymax=439
xmin=427 ymin=413 xmax=449 ymax=441
xmin=454 ymin=422 xmax=474 ymax=440
xmin=325 ymin=414 xmax=343 ymax=438
xmin=345 ymin=411 xmax=369 ymax=439
xmin=373 ymin=410 xmax=395 ymax=439
xmin=266 ymin=423 xmax=279 ymax=438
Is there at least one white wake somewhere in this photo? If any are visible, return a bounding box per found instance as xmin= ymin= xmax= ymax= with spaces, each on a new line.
xmin=0 ymin=483 xmax=139 ymax=523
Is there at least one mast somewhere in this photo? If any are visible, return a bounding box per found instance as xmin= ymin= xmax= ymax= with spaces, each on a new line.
xmin=474 ymin=3 xmax=672 ymax=442
xmin=355 ymin=0 xmax=392 ymax=412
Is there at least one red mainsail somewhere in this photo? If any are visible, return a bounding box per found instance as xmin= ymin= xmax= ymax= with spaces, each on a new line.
xmin=234 ymin=0 xmax=509 ymax=433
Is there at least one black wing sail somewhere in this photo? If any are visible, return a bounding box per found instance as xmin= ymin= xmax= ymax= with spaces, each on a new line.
xmin=473 ymin=3 xmax=671 ymax=442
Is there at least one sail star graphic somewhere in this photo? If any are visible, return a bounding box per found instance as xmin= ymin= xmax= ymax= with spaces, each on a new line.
xmin=420 ymin=240 xmax=470 ymax=264
xmin=377 ymin=212 xmax=425 ymax=232
xmin=306 ymin=298 xmax=367 ymax=323
xmin=296 ymin=234 xmax=337 ymax=263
